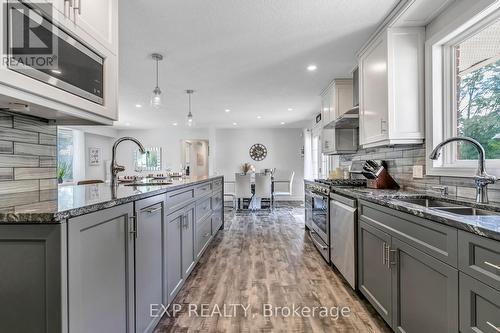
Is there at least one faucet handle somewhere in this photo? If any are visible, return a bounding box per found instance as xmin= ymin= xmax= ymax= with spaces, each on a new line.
xmin=475 ymin=174 xmax=496 ymax=187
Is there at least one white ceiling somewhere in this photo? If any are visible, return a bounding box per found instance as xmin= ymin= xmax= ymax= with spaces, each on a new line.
xmin=116 ymin=0 xmax=398 ymax=129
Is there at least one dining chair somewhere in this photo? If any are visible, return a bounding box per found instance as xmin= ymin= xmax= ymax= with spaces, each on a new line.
xmin=254 ymin=173 xmax=272 ymax=210
xmin=77 ymin=179 xmax=104 ymax=185
xmin=235 ymin=173 xmax=252 ymax=210
xmin=272 ymin=171 xmax=295 ymax=205
xmin=224 ymin=180 xmax=237 ymax=209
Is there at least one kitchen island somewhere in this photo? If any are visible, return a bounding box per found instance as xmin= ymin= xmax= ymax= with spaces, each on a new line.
xmin=0 ymin=176 xmax=224 ymax=333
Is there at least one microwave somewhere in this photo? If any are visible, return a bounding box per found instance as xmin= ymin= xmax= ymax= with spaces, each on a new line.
xmin=6 ymin=0 xmax=104 ymax=105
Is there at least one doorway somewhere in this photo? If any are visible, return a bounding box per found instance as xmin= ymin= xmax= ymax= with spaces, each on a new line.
xmin=181 ymin=140 xmax=209 ymax=178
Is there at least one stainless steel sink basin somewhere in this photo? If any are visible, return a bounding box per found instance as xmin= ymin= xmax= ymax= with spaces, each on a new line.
xmin=396 ymin=198 xmax=461 ymax=208
xmin=124 ymin=181 xmax=173 ymax=186
xmin=434 ymin=207 xmax=500 ymax=216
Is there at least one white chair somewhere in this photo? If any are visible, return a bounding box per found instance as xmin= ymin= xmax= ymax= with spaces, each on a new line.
xmin=235 ymin=173 xmax=252 ymax=210
xmin=254 ymin=173 xmax=272 ymax=210
xmin=223 ymin=180 xmax=236 ymax=209
xmin=273 ymin=171 xmax=295 ymax=205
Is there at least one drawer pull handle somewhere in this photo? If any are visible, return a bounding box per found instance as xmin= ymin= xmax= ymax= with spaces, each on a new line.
xmin=308 ymin=231 xmax=327 ymax=250
xmin=486 ymin=321 xmax=500 ymax=332
xmin=142 ymin=206 xmax=162 ymax=214
xmin=484 ymin=261 xmax=500 ymax=271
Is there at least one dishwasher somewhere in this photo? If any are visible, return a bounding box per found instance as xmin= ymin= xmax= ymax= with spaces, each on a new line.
xmin=329 ymin=193 xmax=357 ymax=289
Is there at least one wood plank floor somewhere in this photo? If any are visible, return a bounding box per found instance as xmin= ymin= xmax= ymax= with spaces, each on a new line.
xmin=155 ymin=202 xmax=391 ymax=333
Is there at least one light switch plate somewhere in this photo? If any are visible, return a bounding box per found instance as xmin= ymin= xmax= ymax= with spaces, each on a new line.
xmin=412 ymin=165 xmax=424 ymax=179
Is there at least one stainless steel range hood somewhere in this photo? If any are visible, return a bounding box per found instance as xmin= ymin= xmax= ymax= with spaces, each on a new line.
xmin=324 ymin=106 xmax=359 ymax=129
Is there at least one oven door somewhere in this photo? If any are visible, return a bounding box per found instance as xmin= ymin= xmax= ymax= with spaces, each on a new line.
xmin=6 ymin=0 xmax=104 ymax=104
xmin=311 ymin=192 xmax=329 ymax=242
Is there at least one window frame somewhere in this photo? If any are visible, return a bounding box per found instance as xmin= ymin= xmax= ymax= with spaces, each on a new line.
xmin=425 ymin=3 xmax=500 ymax=177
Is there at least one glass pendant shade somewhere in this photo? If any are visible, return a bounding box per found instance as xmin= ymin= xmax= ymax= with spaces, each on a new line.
xmin=151 ymin=86 xmax=162 ymax=108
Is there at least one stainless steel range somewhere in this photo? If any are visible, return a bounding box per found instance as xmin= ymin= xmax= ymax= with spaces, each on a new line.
xmin=305 ymin=179 xmax=366 ymax=264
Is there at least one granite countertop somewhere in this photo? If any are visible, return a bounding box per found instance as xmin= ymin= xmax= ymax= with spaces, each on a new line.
xmin=330 ymin=186 xmax=500 ymax=241
xmin=0 ymin=176 xmax=222 ymax=224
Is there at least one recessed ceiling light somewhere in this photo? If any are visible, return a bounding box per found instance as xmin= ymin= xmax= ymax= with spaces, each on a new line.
xmin=135 ymin=104 xmax=142 ymax=108
xmin=280 ymin=122 xmax=286 ymax=125
xmin=288 ymin=108 xmax=293 ymax=111
xmin=257 ymin=115 xmax=262 ymax=119
xmin=125 ymin=122 xmax=130 ymax=126
xmin=232 ymin=122 xmax=237 ymax=126
xmin=225 ymin=109 xmax=231 ymax=113
xmin=172 ymin=122 xmax=178 ymax=126
xmin=307 ymin=64 xmax=317 ymax=72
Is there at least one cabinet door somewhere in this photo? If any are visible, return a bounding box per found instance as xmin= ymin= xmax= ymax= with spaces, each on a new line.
xmin=358 ymin=220 xmax=392 ymax=325
xmin=359 ymin=34 xmax=388 ymax=145
xmin=166 ymin=210 xmax=183 ymax=304
xmin=135 ymin=196 xmax=166 ymax=333
xmin=182 ymin=204 xmax=196 ymax=277
xmin=460 ymin=272 xmax=500 ymax=333
xmin=74 ymin=0 xmax=118 ymax=53
xmin=68 ymin=203 xmax=135 ymax=333
xmin=391 ymin=237 xmax=458 ymax=333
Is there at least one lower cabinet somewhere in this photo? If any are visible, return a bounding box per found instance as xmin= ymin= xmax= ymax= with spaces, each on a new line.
xmin=358 ymin=220 xmax=392 ymax=324
xmin=68 ymin=203 xmax=135 ymax=333
xmin=134 ymin=196 xmax=167 ymax=333
xmin=391 ymin=237 xmax=458 ymax=333
xmin=460 ymin=272 xmax=500 ymax=333
xmin=358 ymin=202 xmax=459 ymax=332
xmin=182 ymin=204 xmax=196 ymax=277
xmin=196 ymin=215 xmax=212 ymax=259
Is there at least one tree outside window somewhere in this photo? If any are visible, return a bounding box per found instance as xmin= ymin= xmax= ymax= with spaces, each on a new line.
xmin=455 ymin=19 xmax=500 ymax=160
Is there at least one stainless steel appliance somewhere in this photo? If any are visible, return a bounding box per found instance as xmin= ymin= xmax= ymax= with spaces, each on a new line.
xmin=330 ymin=193 xmax=357 ymax=289
xmin=6 ymin=0 xmax=104 ymax=104
xmin=304 ymin=181 xmax=330 ymax=262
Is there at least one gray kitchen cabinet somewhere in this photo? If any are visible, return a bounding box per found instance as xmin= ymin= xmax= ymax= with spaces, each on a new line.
xmin=391 ymin=237 xmax=458 ymax=333
xmin=182 ymin=203 xmax=196 ymax=277
xmin=358 ymin=220 xmax=393 ymax=325
xmin=166 ymin=207 xmax=184 ymax=303
xmin=196 ymin=214 xmax=212 ymax=259
xmin=68 ymin=203 xmax=135 ymax=333
xmin=135 ymin=195 xmax=167 ymax=333
xmin=0 ymin=224 xmax=65 ymax=333
xmin=460 ymin=272 xmax=500 ymax=333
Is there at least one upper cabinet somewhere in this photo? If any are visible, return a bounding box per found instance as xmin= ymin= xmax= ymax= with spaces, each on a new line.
xmin=320 ymin=78 xmax=353 ymax=127
xmin=0 ymin=0 xmax=118 ymax=124
xmin=358 ymin=27 xmax=425 ymax=148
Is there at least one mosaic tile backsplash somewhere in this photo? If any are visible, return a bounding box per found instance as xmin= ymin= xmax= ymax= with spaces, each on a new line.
xmin=0 ymin=110 xmax=57 ymax=208
xmin=339 ymin=144 xmax=500 ymax=203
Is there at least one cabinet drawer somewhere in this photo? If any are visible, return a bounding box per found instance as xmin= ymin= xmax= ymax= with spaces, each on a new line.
xmin=196 ymin=196 xmax=212 ymax=223
xmin=196 ymin=215 xmax=212 ymax=259
xmin=212 ymin=191 xmax=223 ymax=211
xmin=213 ymin=178 xmax=223 ymax=192
xmin=459 ymin=272 xmax=500 ymax=333
xmin=166 ymin=187 xmax=195 ymax=214
xmin=212 ymin=210 xmax=223 ymax=234
xmin=359 ymin=200 xmax=458 ymax=267
xmin=459 ymin=231 xmax=500 ymax=291
xmin=195 ymin=182 xmax=212 ymax=198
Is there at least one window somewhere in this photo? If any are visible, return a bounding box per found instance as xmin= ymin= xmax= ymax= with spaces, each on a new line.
xmin=454 ymin=19 xmax=500 ymax=161
xmin=57 ymin=128 xmax=74 ymax=182
xmin=312 ymin=135 xmax=319 ymax=179
xmin=134 ymin=147 xmax=162 ymax=171
xmin=427 ymin=7 xmax=500 ymax=177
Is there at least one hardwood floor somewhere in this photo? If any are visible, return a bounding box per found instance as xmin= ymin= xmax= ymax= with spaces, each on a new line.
xmin=155 ymin=202 xmax=391 ymax=333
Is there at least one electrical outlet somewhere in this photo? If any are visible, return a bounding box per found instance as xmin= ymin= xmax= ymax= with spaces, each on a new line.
xmin=412 ymin=165 xmax=424 ymax=179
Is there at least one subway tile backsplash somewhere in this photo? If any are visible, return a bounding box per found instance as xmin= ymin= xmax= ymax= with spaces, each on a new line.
xmin=0 ymin=110 xmax=57 ymax=202
xmin=339 ymin=144 xmax=500 ymax=203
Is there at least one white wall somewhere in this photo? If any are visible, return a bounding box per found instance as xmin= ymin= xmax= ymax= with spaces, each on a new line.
xmin=214 ymin=128 xmax=304 ymax=200
xmin=116 ymin=127 xmax=209 ymax=175
xmin=84 ymin=133 xmax=116 ymax=181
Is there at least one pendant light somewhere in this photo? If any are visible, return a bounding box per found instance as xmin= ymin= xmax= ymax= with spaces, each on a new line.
xmin=185 ymin=89 xmax=195 ymax=127
xmin=150 ymin=53 xmax=163 ymax=108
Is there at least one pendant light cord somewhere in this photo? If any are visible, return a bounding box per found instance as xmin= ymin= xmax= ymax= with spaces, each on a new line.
xmin=155 ymin=59 xmax=159 ymax=88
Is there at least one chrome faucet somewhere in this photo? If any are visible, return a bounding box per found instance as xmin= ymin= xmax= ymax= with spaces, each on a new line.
xmin=429 ymin=137 xmax=496 ymax=203
xmin=111 ymin=137 xmax=146 ymax=186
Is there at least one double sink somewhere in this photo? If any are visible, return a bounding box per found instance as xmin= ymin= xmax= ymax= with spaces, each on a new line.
xmin=396 ymin=197 xmax=500 ymax=216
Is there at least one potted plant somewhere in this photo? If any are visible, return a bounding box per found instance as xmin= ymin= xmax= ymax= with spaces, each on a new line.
xmin=57 ymin=161 xmax=69 ymax=184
